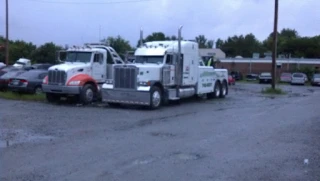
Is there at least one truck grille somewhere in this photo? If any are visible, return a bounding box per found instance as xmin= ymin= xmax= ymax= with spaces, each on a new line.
xmin=114 ymin=65 xmax=137 ymax=89
xmin=48 ymin=70 xmax=67 ymax=85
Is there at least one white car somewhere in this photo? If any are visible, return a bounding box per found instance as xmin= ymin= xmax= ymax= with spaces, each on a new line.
xmin=291 ymin=72 xmax=306 ymax=85
xmin=0 ymin=62 xmax=5 ymax=69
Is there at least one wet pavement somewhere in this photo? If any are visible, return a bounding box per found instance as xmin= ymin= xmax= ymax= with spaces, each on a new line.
xmin=0 ymin=83 xmax=320 ymax=181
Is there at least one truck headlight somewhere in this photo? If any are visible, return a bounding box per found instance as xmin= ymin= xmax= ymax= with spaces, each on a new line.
xmin=106 ymin=79 xmax=113 ymax=84
xmin=69 ymin=80 xmax=81 ymax=86
xmin=138 ymin=81 xmax=150 ymax=86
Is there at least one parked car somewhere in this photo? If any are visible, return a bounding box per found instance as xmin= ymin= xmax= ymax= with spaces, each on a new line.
xmin=311 ymin=73 xmax=320 ymax=86
xmin=230 ymin=71 xmax=243 ymax=80
xmin=259 ymin=72 xmax=272 ymax=84
xmin=291 ymin=72 xmax=306 ymax=85
xmin=0 ymin=66 xmax=19 ymax=77
xmin=228 ymin=75 xmax=235 ymax=85
xmin=0 ymin=70 xmax=26 ymax=91
xmin=24 ymin=63 xmax=53 ymax=71
xmin=0 ymin=62 xmax=5 ymax=69
xmin=280 ymin=72 xmax=292 ymax=83
xmin=8 ymin=70 xmax=48 ymax=94
xmin=246 ymin=73 xmax=259 ymax=81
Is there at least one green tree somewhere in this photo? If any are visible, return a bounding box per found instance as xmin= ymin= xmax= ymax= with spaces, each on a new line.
xmin=195 ymin=35 xmax=207 ymax=48
xmin=31 ymin=42 xmax=62 ymax=64
xmin=101 ymin=35 xmax=133 ymax=59
xmin=195 ymin=35 xmax=214 ymax=48
xmin=217 ymin=34 xmax=264 ymax=57
xmin=137 ymin=32 xmax=184 ymax=47
xmin=0 ymin=37 xmax=36 ymax=64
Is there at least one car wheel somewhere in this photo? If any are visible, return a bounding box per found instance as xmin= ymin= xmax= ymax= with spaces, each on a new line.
xmin=34 ymin=86 xmax=43 ymax=95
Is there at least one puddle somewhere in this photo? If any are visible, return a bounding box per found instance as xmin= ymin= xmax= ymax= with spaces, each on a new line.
xmin=171 ymin=152 xmax=204 ymax=161
xmin=150 ymin=132 xmax=176 ymax=138
xmin=0 ymin=129 xmax=54 ymax=148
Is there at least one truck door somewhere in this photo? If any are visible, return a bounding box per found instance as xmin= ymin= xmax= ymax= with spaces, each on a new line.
xmin=92 ymin=53 xmax=104 ymax=83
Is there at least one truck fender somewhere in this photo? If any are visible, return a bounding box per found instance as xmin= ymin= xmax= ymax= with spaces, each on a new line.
xmin=66 ymin=74 xmax=98 ymax=88
xmin=149 ymin=81 xmax=163 ymax=90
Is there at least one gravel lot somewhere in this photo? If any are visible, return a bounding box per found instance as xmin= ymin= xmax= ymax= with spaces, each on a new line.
xmin=1 ymin=83 xmax=320 ymax=181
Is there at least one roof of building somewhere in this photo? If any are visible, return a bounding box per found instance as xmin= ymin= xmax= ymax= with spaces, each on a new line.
xmin=199 ymin=48 xmax=226 ymax=59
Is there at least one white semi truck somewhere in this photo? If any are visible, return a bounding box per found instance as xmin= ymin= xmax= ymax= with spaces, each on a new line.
xmin=42 ymin=43 xmax=125 ymax=104
xmin=101 ymin=26 xmax=229 ymax=109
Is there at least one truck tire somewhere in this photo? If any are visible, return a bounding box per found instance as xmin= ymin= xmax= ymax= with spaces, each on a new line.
xmin=80 ymin=84 xmax=95 ymax=104
xmin=213 ymin=81 xmax=221 ymax=98
xmin=149 ymin=86 xmax=162 ymax=109
xmin=46 ymin=93 xmax=60 ymax=103
xmin=207 ymin=81 xmax=220 ymax=99
xmin=219 ymin=81 xmax=228 ymax=98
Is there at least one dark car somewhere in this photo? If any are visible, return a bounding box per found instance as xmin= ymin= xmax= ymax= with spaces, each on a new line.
xmin=0 ymin=70 xmax=26 ymax=91
xmin=311 ymin=73 xmax=320 ymax=86
xmin=24 ymin=63 xmax=53 ymax=71
xmin=259 ymin=72 xmax=272 ymax=84
xmin=246 ymin=73 xmax=259 ymax=81
xmin=8 ymin=70 xmax=48 ymax=94
xmin=230 ymin=71 xmax=243 ymax=80
xmin=0 ymin=66 xmax=20 ymax=77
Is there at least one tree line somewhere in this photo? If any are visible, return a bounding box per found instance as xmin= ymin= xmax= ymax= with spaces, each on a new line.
xmin=0 ymin=28 xmax=319 ymax=64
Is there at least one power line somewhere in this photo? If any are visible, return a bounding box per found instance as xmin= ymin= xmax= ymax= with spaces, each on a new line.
xmin=26 ymin=0 xmax=155 ymax=4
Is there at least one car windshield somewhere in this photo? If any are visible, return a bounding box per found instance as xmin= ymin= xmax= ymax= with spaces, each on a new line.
xmin=261 ymin=73 xmax=271 ymax=76
xmin=65 ymin=52 xmax=92 ymax=63
xmin=293 ymin=73 xmax=303 ymax=78
xmin=135 ymin=56 xmax=164 ymax=64
xmin=313 ymin=74 xmax=320 ymax=78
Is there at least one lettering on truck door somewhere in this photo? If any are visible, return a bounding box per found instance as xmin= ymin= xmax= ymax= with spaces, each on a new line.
xmin=92 ymin=53 xmax=104 ymax=82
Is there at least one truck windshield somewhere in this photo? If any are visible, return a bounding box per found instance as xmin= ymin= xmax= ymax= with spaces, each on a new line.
xmin=15 ymin=62 xmax=26 ymax=65
xmin=65 ymin=52 xmax=92 ymax=63
xmin=135 ymin=56 xmax=164 ymax=64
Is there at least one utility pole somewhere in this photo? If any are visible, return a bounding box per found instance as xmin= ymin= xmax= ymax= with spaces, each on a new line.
xmin=271 ymin=0 xmax=279 ymax=89
xmin=99 ymin=25 xmax=101 ymax=42
xmin=5 ymin=0 xmax=9 ymax=65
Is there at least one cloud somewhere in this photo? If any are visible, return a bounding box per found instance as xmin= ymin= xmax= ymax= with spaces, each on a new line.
xmin=0 ymin=0 xmax=319 ymax=47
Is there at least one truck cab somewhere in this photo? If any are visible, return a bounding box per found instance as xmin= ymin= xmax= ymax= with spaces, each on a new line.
xmin=101 ymin=27 xmax=228 ymax=109
xmin=42 ymin=43 xmax=124 ymax=104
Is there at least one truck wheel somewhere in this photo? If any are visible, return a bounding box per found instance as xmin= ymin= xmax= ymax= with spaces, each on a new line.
xmin=219 ymin=81 xmax=228 ymax=98
xmin=213 ymin=81 xmax=221 ymax=98
xmin=149 ymin=86 xmax=162 ymax=109
xmin=46 ymin=93 xmax=60 ymax=103
xmin=80 ymin=84 xmax=95 ymax=104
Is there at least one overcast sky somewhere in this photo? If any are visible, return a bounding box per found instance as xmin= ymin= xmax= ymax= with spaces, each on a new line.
xmin=0 ymin=0 xmax=319 ymax=47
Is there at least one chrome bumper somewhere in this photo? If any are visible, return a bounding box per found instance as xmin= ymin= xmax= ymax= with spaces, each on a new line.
xmin=42 ymin=84 xmax=81 ymax=94
xmin=102 ymin=89 xmax=150 ymax=105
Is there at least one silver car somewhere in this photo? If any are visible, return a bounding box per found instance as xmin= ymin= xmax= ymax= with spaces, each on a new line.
xmin=291 ymin=72 xmax=306 ymax=85
xmin=311 ymin=73 xmax=320 ymax=86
